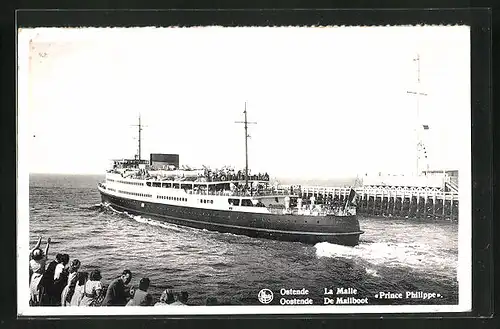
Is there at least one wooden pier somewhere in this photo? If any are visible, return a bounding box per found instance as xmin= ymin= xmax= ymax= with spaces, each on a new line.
xmin=284 ymin=185 xmax=459 ymax=220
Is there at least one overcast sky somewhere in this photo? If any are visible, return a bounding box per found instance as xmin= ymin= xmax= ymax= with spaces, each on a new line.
xmin=19 ymin=26 xmax=470 ymax=179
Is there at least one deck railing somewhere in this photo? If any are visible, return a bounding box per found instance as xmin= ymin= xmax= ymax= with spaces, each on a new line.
xmin=267 ymin=206 xmax=356 ymax=216
xmin=184 ymin=189 xmax=292 ymax=197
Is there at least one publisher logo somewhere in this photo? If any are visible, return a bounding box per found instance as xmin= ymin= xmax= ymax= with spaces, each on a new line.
xmin=258 ymin=289 xmax=274 ymax=304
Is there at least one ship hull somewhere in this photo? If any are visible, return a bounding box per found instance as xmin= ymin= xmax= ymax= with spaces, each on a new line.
xmin=99 ymin=189 xmax=363 ymax=246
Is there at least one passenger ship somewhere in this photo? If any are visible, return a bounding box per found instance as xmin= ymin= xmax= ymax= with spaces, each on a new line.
xmin=97 ymin=109 xmax=363 ymax=246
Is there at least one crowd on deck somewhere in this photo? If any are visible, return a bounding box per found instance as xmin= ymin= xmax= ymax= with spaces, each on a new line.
xmin=201 ymin=167 xmax=269 ymax=182
xmin=109 ymin=162 xmax=270 ymax=183
xmin=29 ymin=237 xmax=217 ymax=307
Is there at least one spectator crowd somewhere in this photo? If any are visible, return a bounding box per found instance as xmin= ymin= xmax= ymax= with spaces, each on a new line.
xmin=29 ymin=237 xmax=216 ymax=307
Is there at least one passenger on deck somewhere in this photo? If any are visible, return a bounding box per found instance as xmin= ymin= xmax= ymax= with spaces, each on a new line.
xmin=126 ymin=278 xmax=153 ymax=306
xmin=102 ymin=269 xmax=132 ymax=306
xmin=154 ymin=288 xmax=175 ymax=306
xmin=61 ymin=259 xmax=81 ymax=306
xmin=52 ymin=253 xmax=70 ymax=306
xmin=206 ymin=297 xmax=218 ymax=305
xmin=29 ymin=237 xmax=51 ymax=306
xmin=170 ymin=292 xmax=188 ymax=306
xmin=70 ymin=271 xmax=89 ymax=306
xmin=181 ymin=291 xmax=189 ymax=305
xmin=79 ymin=269 xmax=103 ymax=306
xmin=39 ymin=253 xmax=64 ymax=306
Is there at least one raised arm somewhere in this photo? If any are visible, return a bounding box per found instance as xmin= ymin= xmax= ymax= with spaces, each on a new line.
xmin=44 ymin=237 xmax=51 ymax=258
xmin=30 ymin=236 xmax=42 ymax=255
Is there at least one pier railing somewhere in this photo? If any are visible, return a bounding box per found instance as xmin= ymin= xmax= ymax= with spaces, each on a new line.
xmin=282 ymin=184 xmax=459 ymax=220
xmin=285 ymin=185 xmax=459 ymax=201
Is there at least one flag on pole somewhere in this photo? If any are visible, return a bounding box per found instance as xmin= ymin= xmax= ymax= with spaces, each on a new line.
xmin=344 ymin=188 xmax=358 ymax=210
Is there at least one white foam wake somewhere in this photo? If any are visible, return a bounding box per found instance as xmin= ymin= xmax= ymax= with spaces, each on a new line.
xmin=315 ymin=241 xmax=457 ymax=278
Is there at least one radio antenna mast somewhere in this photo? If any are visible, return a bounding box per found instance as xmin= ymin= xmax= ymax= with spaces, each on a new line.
xmin=406 ymin=54 xmax=428 ymax=176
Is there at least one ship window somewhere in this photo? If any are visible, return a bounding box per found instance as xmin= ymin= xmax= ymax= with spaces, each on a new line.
xmin=210 ymin=200 xmax=213 ymax=204
xmin=146 ymin=182 xmax=151 ymax=187
xmin=228 ymin=198 xmax=240 ymax=206
xmin=241 ymin=199 xmax=253 ymax=207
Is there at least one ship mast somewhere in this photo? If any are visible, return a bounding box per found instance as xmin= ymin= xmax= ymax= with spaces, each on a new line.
xmin=131 ymin=114 xmax=146 ymax=161
xmin=235 ymin=102 xmax=257 ymax=189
